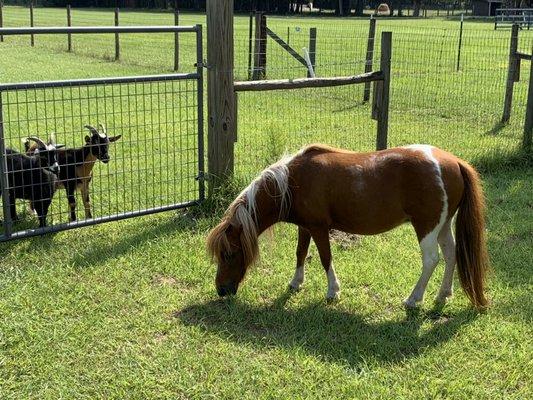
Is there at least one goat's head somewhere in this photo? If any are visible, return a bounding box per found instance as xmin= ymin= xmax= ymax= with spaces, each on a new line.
xmin=84 ymin=124 xmax=122 ymax=164
xmin=26 ymin=135 xmax=65 ymax=174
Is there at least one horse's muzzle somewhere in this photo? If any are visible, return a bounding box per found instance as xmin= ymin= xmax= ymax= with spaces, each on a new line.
xmin=217 ymin=283 xmax=237 ymax=297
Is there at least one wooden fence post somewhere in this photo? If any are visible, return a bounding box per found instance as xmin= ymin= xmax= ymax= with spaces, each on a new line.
xmin=30 ymin=1 xmax=34 ymax=47
xmin=375 ymin=32 xmax=392 ymax=151
xmin=308 ymin=27 xmax=317 ymax=78
xmin=502 ymin=24 xmax=519 ymax=123
xmin=174 ymin=1 xmax=179 ymax=71
xmin=252 ymin=12 xmax=267 ymax=80
xmin=363 ymin=16 xmax=376 ymax=102
xmin=523 ymin=50 xmax=533 ymax=151
xmin=247 ymin=12 xmax=253 ymax=80
xmin=0 ymin=1 xmax=4 ymax=43
xmin=206 ymin=0 xmax=236 ymax=189
xmin=114 ymin=7 xmax=120 ymax=61
xmin=456 ymin=13 xmax=464 ymax=72
xmin=67 ymin=4 xmax=72 ymax=52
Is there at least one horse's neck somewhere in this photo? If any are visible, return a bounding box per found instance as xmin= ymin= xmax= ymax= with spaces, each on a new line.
xmin=251 ymin=187 xmax=285 ymax=235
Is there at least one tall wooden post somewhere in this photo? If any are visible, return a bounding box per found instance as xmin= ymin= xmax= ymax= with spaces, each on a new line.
xmin=308 ymin=27 xmax=317 ymax=78
xmin=363 ymin=16 xmax=376 ymax=102
xmin=0 ymin=1 xmax=4 ymax=43
xmin=67 ymin=4 xmax=72 ymax=52
xmin=174 ymin=1 xmax=179 ymax=71
xmin=502 ymin=24 xmax=519 ymax=123
xmin=114 ymin=7 xmax=120 ymax=61
xmin=374 ymin=32 xmax=392 ymax=151
xmin=252 ymin=12 xmax=267 ymax=80
xmin=456 ymin=13 xmax=464 ymax=72
xmin=523 ymin=49 xmax=533 ymax=151
xmin=247 ymin=12 xmax=253 ymax=80
xmin=30 ymin=1 xmax=34 ymax=47
xmin=207 ymin=0 xmax=236 ymax=189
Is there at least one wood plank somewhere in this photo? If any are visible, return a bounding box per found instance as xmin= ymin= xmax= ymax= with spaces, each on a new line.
xmin=266 ymin=27 xmax=307 ymax=67
xmin=363 ymin=17 xmax=376 ymax=102
xmin=376 ymin=32 xmax=392 ymax=151
xmin=207 ymin=0 xmax=236 ymax=187
xmin=502 ymin=24 xmax=519 ymax=123
xmin=523 ymin=48 xmax=533 ymax=150
xmin=234 ymin=71 xmax=383 ymax=92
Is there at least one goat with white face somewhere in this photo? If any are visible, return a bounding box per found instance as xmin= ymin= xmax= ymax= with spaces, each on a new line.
xmin=25 ymin=124 xmax=122 ymax=221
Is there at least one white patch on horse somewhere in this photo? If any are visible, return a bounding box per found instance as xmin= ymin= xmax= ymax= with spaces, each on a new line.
xmin=326 ymin=265 xmax=340 ymax=300
xmin=403 ymin=144 xmax=449 ymax=307
xmin=289 ymin=265 xmax=305 ymax=290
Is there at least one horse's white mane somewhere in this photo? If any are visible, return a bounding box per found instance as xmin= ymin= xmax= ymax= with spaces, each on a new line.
xmin=238 ymin=154 xmax=293 ymax=223
xmin=207 ymin=154 xmax=294 ymax=267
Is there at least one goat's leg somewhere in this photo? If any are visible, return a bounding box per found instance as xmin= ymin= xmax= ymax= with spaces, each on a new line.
xmin=81 ymin=181 xmax=92 ymax=219
xmin=308 ymin=227 xmax=340 ymax=301
xmin=8 ymin=190 xmax=18 ymax=222
xmin=289 ymin=226 xmax=311 ymax=291
xmin=66 ymin=182 xmax=77 ymax=221
xmin=33 ymin=200 xmax=46 ymax=228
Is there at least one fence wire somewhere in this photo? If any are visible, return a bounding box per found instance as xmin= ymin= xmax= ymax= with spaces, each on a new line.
xmin=235 ymin=17 xmax=532 ymax=179
xmin=0 ymin=78 xmax=201 ymax=237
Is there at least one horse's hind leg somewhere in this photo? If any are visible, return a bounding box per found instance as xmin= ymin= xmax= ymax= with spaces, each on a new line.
xmin=289 ymin=226 xmax=311 ymax=291
xmin=404 ymin=222 xmax=441 ymax=308
xmin=436 ymin=219 xmax=455 ymax=303
xmin=309 ymin=227 xmax=340 ymax=300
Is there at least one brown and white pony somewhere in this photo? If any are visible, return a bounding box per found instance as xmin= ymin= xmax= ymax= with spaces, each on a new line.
xmin=207 ymin=144 xmax=489 ymax=309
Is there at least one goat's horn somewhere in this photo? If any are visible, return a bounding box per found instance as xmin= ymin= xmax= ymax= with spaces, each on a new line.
xmin=84 ymin=125 xmax=98 ymax=134
xmin=26 ymin=136 xmax=47 ymax=148
xmin=98 ymin=123 xmax=107 ymax=135
xmin=48 ymin=132 xmax=57 ymax=145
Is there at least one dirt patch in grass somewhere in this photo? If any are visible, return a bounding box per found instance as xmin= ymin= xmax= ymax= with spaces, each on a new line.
xmin=152 ymin=274 xmax=179 ymax=287
xmin=330 ymin=230 xmax=362 ymax=250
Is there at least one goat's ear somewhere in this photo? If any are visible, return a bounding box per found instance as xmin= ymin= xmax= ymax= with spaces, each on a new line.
xmin=85 ymin=135 xmax=91 ymax=144
xmin=108 ymin=135 xmax=122 ymax=143
xmin=55 ymin=144 xmax=66 ymax=149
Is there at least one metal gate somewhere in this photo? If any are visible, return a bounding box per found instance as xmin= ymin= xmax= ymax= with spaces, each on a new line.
xmin=0 ymin=25 xmax=204 ymax=241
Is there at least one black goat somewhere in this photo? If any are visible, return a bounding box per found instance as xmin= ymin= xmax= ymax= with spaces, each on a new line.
xmin=25 ymin=124 xmax=122 ymax=221
xmin=4 ymin=137 xmax=64 ymax=228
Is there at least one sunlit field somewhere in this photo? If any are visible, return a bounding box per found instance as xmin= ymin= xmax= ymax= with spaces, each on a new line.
xmin=0 ymin=6 xmax=532 ymax=399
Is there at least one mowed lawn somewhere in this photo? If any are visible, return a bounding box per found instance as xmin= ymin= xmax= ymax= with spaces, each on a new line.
xmin=1 ymin=6 xmax=532 ymax=399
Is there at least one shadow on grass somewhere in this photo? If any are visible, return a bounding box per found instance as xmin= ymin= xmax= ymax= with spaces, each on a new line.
xmin=484 ymin=121 xmax=507 ymax=136
xmin=176 ymin=293 xmax=478 ymax=368
xmin=472 ymin=148 xmax=532 ymax=173
xmin=67 ymin=212 xmax=203 ymax=268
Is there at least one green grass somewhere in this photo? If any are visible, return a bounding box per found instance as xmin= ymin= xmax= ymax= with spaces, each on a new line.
xmin=0 ymin=6 xmax=532 ymax=399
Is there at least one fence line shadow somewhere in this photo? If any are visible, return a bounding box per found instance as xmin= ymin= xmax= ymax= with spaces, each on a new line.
xmin=176 ymin=293 xmax=477 ymax=369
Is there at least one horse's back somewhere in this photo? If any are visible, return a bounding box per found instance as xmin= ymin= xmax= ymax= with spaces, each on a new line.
xmin=288 ymin=144 xmax=465 ymax=236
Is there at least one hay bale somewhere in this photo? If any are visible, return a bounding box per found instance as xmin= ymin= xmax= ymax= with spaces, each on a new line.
xmin=376 ymin=3 xmax=390 ymax=16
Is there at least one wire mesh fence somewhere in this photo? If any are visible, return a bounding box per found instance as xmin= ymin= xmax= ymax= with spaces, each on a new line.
xmin=234 ymin=16 xmax=532 ymax=180
xmin=0 ymin=24 xmax=204 ymax=241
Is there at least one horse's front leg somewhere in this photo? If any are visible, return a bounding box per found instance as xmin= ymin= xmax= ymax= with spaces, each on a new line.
xmin=289 ymin=226 xmax=311 ymax=291
xmin=309 ymin=227 xmax=340 ymax=300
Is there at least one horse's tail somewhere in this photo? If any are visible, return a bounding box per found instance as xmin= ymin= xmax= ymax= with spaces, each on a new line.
xmin=455 ymin=160 xmax=489 ymax=310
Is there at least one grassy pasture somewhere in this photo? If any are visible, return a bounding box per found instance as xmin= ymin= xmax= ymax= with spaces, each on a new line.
xmin=0 ymin=6 xmax=532 ymax=399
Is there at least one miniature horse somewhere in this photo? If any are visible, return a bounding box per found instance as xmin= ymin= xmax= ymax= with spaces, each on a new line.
xmin=207 ymin=144 xmax=489 ymax=309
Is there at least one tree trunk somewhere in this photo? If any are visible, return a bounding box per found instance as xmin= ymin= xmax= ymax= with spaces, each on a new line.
xmin=413 ymin=0 xmax=421 ymax=17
